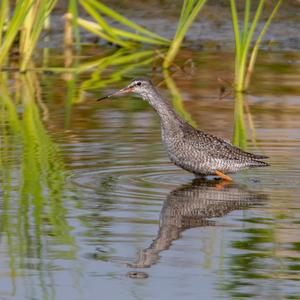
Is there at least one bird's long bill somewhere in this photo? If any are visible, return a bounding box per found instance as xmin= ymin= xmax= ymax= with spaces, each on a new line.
xmin=97 ymin=86 xmax=133 ymax=101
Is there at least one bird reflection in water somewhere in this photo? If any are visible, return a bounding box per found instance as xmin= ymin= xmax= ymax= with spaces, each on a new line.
xmin=128 ymin=179 xmax=266 ymax=268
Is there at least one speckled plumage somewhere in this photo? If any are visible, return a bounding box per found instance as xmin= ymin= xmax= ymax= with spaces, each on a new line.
xmin=99 ymin=78 xmax=269 ymax=177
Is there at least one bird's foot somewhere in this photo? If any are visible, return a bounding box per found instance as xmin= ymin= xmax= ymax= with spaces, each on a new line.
xmin=215 ymin=170 xmax=233 ymax=182
xmin=215 ymin=180 xmax=232 ymax=190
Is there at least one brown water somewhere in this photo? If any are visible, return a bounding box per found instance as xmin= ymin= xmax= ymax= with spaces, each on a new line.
xmin=1 ymin=47 xmax=300 ymax=300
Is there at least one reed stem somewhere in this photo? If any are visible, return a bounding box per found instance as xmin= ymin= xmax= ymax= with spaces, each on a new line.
xmin=230 ymin=0 xmax=282 ymax=92
xmin=163 ymin=0 xmax=206 ymax=68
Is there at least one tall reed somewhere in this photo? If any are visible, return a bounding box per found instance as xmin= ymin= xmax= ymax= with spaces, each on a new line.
xmin=233 ymin=92 xmax=247 ymax=149
xmin=163 ymin=0 xmax=206 ymax=68
xmin=19 ymin=0 xmax=58 ymax=71
xmin=0 ymin=1 xmax=32 ymax=67
xmin=65 ymin=0 xmax=80 ymax=47
xmin=230 ymin=0 xmax=282 ymax=92
xmin=0 ymin=0 xmax=9 ymax=46
xmin=0 ymin=0 xmax=207 ymax=71
xmin=0 ymin=0 xmax=57 ymax=71
xmin=77 ymin=0 xmax=169 ymax=48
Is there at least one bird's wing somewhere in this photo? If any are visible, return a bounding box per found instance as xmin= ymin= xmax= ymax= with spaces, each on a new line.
xmin=183 ymin=128 xmax=268 ymax=161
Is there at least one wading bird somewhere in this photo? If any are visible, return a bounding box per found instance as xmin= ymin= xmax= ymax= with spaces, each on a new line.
xmin=98 ymin=78 xmax=269 ymax=181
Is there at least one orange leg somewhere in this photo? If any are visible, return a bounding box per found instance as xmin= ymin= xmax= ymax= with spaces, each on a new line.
xmin=215 ymin=170 xmax=233 ymax=182
xmin=215 ymin=180 xmax=231 ymax=190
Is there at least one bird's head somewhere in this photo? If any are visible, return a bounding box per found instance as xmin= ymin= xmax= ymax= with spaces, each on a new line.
xmin=97 ymin=78 xmax=153 ymax=101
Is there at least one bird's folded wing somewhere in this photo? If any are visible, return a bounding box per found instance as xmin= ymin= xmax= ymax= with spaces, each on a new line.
xmin=183 ymin=129 xmax=268 ymax=161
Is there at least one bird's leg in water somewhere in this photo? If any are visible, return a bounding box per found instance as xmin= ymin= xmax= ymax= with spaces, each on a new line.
xmin=215 ymin=180 xmax=232 ymax=190
xmin=215 ymin=170 xmax=233 ymax=181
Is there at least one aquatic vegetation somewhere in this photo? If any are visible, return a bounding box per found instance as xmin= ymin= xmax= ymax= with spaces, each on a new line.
xmin=0 ymin=0 xmax=167 ymax=70
xmin=65 ymin=0 xmax=80 ymax=47
xmin=0 ymin=0 xmax=57 ymax=71
xmin=163 ymin=0 xmax=206 ymax=68
xmin=0 ymin=0 xmax=31 ymax=67
xmin=233 ymin=93 xmax=247 ymax=149
xmin=78 ymin=49 xmax=158 ymax=92
xmin=77 ymin=0 xmax=208 ymax=67
xmin=77 ymin=0 xmax=170 ymax=48
xmin=46 ymin=48 xmax=160 ymax=106
xmin=0 ymin=71 xmax=77 ymax=296
xmin=0 ymin=0 xmax=9 ymax=46
xmin=0 ymin=0 xmax=208 ymax=71
xmin=20 ymin=0 xmax=58 ymax=71
xmin=230 ymin=0 xmax=282 ymax=92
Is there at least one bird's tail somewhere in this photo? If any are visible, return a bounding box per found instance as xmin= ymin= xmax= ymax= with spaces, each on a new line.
xmin=252 ymin=154 xmax=269 ymax=159
xmin=249 ymin=160 xmax=270 ymax=168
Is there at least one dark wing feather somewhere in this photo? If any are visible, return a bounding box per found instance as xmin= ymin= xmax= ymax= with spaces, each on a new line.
xmin=183 ymin=127 xmax=268 ymax=161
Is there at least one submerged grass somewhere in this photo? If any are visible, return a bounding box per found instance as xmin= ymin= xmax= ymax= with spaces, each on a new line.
xmin=230 ymin=0 xmax=282 ymax=92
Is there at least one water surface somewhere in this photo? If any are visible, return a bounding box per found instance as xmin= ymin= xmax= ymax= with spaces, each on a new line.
xmin=0 ymin=48 xmax=300 ymax=300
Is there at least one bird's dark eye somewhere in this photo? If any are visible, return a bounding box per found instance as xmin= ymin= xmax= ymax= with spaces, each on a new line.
xmin=136 ymin=81 xmax=141 ymax=86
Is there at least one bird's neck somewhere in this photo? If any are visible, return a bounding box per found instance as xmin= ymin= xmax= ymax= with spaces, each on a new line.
xmin=143 ymin=88 xmax=183 ymax=129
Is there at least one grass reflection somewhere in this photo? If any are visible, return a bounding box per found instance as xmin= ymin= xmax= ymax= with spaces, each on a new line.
xmin=0 ymin=71 xmax=77 ymax=299
xmin=59 ymin=48 xmax=160 ymax=128
xmin=79 ymin=49 xmax=156 ymax=92
xmin=221 ymin=217 xmax=300 ymax=299
xmin=163 ymin=68 xmax=197 ymax=128
xmin=233 ymin=92 xmax=260 ymax=151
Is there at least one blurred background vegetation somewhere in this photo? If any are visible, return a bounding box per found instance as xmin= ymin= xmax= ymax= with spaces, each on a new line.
xmin=0 ymin=0 xmax=282 ymax=90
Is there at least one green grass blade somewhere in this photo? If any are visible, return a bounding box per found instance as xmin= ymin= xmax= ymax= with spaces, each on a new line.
xmin=233 ymin=92 xmax=247 ymax=149
xmin=81 ymin=1 xmax=167 ymax=46
xmin=242 ymin=0 xmax=265 ymax=55
xmin=20 ymin=0 xmax=58 ymax=71
xmin=0 ymin=0 xmax=9 ymax=45
xmin=230 ymin=0 xmax=241 ymax=79
xmin=80 ymin=0 xmax=169 ymax=43
xmin=177 ymin=0 xmax=189 ymax=28
xmin=241 ymin=0 xmax=251 ymax=46
xmin=109 ymin=50 xmax=154 ymax=65
xmin=111 ymin=28 xmax=169 ymax=45
xmin=176 ymin=0 xmax=206 ymax=37
xmin=163 ymin=0 xmax=206 ymax=68
xmin=179 ymin=0 xmax=195 ymax=28
xmin=80 ymin=0 xmax=119 ymax=41
xmin=236 ymin=0 xmax=264 ymax=91
xmin=245 ymin=0 xmax=282 ymax=89
xmin=68 ymin=0 xmax=80 ymax=45
xmin=77 ymin=3 xmax=168 ymax=47
xmin=0 ymin=1 xmax=33 ymax=67
xmin=76 ymin=17 xmax=133 ymax=48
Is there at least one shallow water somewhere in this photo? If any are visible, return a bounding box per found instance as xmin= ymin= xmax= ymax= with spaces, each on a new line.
xmin=1 ymin=47 xmax=300 ymax=300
